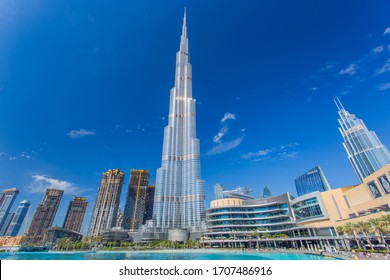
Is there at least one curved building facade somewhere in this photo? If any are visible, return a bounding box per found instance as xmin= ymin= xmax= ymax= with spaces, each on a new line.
xmin=206 ymin=193 xmax=296 ymax=240
xmin=204 ymin=193 xmax=341 ymax=250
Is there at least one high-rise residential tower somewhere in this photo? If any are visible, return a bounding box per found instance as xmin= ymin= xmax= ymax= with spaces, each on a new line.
xmin=63 ymin=197 xmax=88 ymax=233
xmin=25 ymin=189 xmax=63 ymax=244
xmin=0 ymin=188 xmax=19 ymax=233
xmin=88 ymin=169 xmax=124 ymax=236
xmin=153 ymin=11 xmax=206 ymax=234
xmin=335 ymin=99 xmax=390 ymax=182
xmin=5 ymin=199 xmax=30 ymax=236
xmin=122 ymin=170 xmax=150 ymax=230
xmin=295 ymin=166 xmax=331 ymax=197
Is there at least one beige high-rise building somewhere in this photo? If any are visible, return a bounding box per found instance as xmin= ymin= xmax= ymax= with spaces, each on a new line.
xmin=292 ymin=164 xmax=390 ymax=229
xmin=88 ymin=169 xmax=124 ymax=236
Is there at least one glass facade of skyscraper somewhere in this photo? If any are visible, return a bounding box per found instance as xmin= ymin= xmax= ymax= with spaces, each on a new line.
xmin=260 ymin=186 xmax=273 ymax=198
xmin=295 ymin=166 xmax=331 ymax=197
xmin=5 ymin=200 xmax=30 ymax=236
xmin=152 ymin=11 xmax=206 ymax=233
xmin=0 ymin=188 xmax=19 ymax=234
xmin=0 ymin=212 xmax=14 ymax=236
xmin=336 ymin=99 xmax=390 ymax=182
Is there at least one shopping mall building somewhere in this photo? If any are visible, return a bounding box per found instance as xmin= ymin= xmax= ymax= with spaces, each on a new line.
xmin=203 ymin=165 xmax=390 ymax=250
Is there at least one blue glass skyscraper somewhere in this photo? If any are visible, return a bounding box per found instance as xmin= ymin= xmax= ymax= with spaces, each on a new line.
xmin=0 ymin=188 xmax=19 ymax=233
xmin=335 ymin=99 xmax=390 ymax=182
xmin=0 ymin=212 xmax=14 ymax=236
xmin=295 ymin=166 xmax=331 ymax=197
xmin=153 ymin=11 xmax=206 ymax=233
xmin=260 ymin=186 xmax=273 ymax=198
xmin=5 ymin=200 xmax=30 ymax=236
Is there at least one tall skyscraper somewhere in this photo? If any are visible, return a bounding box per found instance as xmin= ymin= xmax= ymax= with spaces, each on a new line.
xmin=122 ymin=170 xmax=150 ymax=230
xmin=260 ymin=186 xmax=273 ymax=198
xmin=295 ymin=166 xmax=331 ymax=196
xmin=144 ymin=185 xmax=155 ymax=222
xmin=88 ymin=169 xmax=124 ymax=236
xmin=335 ymin=99 xmax=390 ymax=182
xmin=63 ymin=197 xmax=88 ymax=233
xmin=5 ymin=200 xmax=30 ymax=237
xmin=0 ymin=212 xmax=14 ymax=236
xmin=25 ymin=189 xmax=63 ymax=244
xmin=153 ymin=11 xmax=206 ymax=233
xmin=0 ymin=188 xmax=19 ymax=233
xmin=116 ymin=208 xmax=124 ymax=227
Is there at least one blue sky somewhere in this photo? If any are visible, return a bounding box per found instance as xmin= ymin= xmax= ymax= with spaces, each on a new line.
xmin=0 ymin=0 xmax=389 ymax=235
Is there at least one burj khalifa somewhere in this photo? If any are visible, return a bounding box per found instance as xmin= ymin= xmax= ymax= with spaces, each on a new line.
xmin=152 ymin=10 xmax=206 ymax=237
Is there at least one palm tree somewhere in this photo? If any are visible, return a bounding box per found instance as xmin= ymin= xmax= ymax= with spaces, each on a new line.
xmin=355 ymin=221 xmax=373 ymax=248
xmin=368 ymin=218 xmax=387 ymax=245
xmin=381 ymin=214 xmax=390 ymax=228
xmin=262 ymin=233 xmax=271 ymax=249
xmin=336 ymin=225 xmax=350 ymax=250
xmin=186 ymin=239 xmax=194 ymax=249
xmin=56 ymin=238 xmax=67 ymax=251
xmin=252 ymin=231 xmax=260 ymax=249
xmin=343 ymin=222 xmax=361 ymax=249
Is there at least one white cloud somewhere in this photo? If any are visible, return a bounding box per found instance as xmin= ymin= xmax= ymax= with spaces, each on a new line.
xmin=67 ymin=129 xmax=95 ymax=139
xmin=372 ymin=45 xmax=384 ymax=54
xmin=28 ymin=174 xmax=79 ymax=194
xmin=9 ymin=157 xmax=17 ymax=160
xmin=242 ymin=142 xmax=299 ymax=161
xmin=20 ymin=152 xmax=32 ymax=159
xmin=213 ymin=125 xmax=228 ymax=144
xmin=241 ymin=149 xmax=273 ymax=160
xmin=221 ymin=112 xmax=236 ymax=123
xmin=279 ymin=151 xmax=299 ymax=160
xmin=376 ymin=59 xmax=390 ymax=74
xmin=378 ymin=83 xmax=390 ymax=91
xmin=0 ymin=152 xmax=5 ymax=157
xmin=320 ymin=62 xmax=337 ymax=72
xmin=207 ymin=136 xmax=245 ymax=156
xmin=339 ymin=64 xmax=357 ymax=75
xmin=384 ymin=27 xmax=390 ymax=35
xmin=280 ymin=142 xmax=299 ymax=150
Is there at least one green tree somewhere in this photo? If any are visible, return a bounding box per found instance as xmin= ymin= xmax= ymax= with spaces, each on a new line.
xmin=356 ymin=221 xmax=373 ymax=247
xmin=344 ymin=222 xmax=361 ymax=249
xmin=336 ymin=225 xmax=350 ymax=250
xmin=381 ymin=214 xmax=390 ymax=228
xmin=252 ymin=231 xmax=260 ymax=249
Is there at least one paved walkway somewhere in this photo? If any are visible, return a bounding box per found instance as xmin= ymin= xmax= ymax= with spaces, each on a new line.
xmin=283 ymin=249 xmax=390 ymax=260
